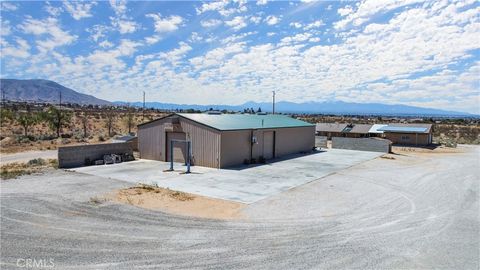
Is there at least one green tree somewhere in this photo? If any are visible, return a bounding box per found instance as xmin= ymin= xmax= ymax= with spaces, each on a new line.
xmin=123 ymin=107 xmax=135 ymax=134
xmin=104 ymin=109 xmax=116 ymax=137
xmin=41 ymin=106 xmax=72 ymax=138
xmin=0 ymin=108 xmax=13 ymax=126
xmin=79 ymin=111 xmax=89 ymax=138
xmin=16 ymin=112 xmax=39 ymax=136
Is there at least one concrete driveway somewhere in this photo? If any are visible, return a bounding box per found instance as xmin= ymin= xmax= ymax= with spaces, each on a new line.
xmin=74 ymin=149 xmax=382 ymax=203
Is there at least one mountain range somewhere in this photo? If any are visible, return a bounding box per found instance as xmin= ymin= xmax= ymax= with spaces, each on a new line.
xmin=0 ymin=79 xmax=474 ymax=117
xmin=116 ymin=101 xmax=473 ymax=117
xmin=0 ymin=79 xmax=110 ymax=105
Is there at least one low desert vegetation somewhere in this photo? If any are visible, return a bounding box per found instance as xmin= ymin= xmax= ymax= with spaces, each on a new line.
xmin=131 ymin=183 xmax=195 ymax=201
xmin=0 ymin=158 xmax=58 ymax=180
xmin=0 ymin=101 xmax=167 ymax=153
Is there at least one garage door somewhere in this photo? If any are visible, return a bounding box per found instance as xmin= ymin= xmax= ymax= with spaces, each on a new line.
xmin=263 ymin=131 xmax=275 ymax=159
xmin=166 ymin=132 xmax=187 ymax=163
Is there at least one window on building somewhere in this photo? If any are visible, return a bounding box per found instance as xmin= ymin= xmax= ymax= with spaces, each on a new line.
xmin=401 ymin=135 xmax=410 ymax=141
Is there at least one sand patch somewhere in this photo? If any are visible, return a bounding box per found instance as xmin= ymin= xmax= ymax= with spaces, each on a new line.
xmin=108 ymin=184 xmax=245 ymax=220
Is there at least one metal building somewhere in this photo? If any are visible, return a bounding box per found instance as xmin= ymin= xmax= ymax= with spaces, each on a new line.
xmin=137 ymin=113 xmax=315 ymax=168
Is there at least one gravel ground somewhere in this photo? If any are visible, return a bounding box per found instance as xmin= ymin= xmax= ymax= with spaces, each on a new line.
xmin=1 ymin=145 xmax=478 ymax=269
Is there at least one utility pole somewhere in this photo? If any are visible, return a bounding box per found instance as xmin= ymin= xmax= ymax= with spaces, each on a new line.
xmin=142 ymin=91 xmax=145 ymax=121
xmin=272 ymin=90 xmax=276 ymax=115
xmin=59 ymin=90 xmax=62 ymax=107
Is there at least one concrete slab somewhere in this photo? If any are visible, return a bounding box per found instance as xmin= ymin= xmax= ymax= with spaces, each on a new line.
xmin=74 ymin=149 xmax=382 ymax=203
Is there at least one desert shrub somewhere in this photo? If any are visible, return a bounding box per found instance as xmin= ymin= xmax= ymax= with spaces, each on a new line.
xmin=27 ymin=158 xmax=46 ymax=166
xmin=98 ymin=135 xmax=105 ymax=142
xmin=15 ymin=135 xmax=35 ymax=143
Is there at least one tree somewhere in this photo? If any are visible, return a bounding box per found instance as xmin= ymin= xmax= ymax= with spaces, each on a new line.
xmin=257 ymin=107 xmax=262 ymax=113
xmin=41 ymin=106 xmax=72 ymax=138
xmin=0 ymin=108 xmax=13 ymax=126
xmin=123 ymin=107 xmax=135 ymax=134
xmin=79 ymin=112 xmax=89 ymax=138
xmin=104 ymin=109 xmax=116 ymax=137
xmin=16 ymin=112 xmax=39 ymax=136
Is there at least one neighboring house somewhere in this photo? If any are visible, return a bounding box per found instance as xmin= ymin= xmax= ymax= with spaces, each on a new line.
xmin=112 ymin=135 xmax=138 ymax=151
xmin=378 ymin=123 xmax=433 ymax=146
xmin=137 ymin=113 xmax=315 ymax=168
xmin=317 ymin=122 xmax=434 ymax=146
xmin=316 ymin=123 xmax=372 ymax=139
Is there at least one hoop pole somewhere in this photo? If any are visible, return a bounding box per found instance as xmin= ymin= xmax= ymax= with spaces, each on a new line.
xmin=186 ymin=141 xmax=191 ymax=174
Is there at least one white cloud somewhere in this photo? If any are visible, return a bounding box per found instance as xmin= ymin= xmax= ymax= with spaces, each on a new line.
xmin=290 ymin=22 xmax=303 ymax=28
xmin=334 ymin=0 xmax=424 ymax=30
xmin=196 ymin=1 xmax=228 ymax=15
xmin=112 ymin=18 xmax=139 ymax=34
xmin=200 ymin=19 xmax=222 ymax=28
xmin=109 ymin=0 xmax=127 ymax=16
xmin=1 ymin=38 xmax=30 ymax=58
xmin=279 ymin=33 xmax=312 ymax=45
xmin=250 ymin=16 xmax=262 ymax=24
xmin=265 ymin=15 xmax=280 ymax=25
xmin=44 ymin=3 xmax=63 ymax=16
xmin=63 ymin=1 xmax=97 ymax=20
xmin=1 ymin=2 xmax=17 ymax=11
xmin=1 ymin=20 xmax=11 ymax=36
xmin=20 ymin=17 xmax=77 ymax=52
xmin=305 ymin=20 xmax=324 ymax=30
xmin=87 ymin=25 xmax=111 ymax=42
xmin=256 ymin=0 xmax=268 ymax=5
xmin=147 ymin=14 xmax=183 ymax=33
xmin=196 ymin=0 xmax=247 ymax=17
xmin=225 ymin=16 xmax=247 ymax=31
xmin=144 ymin=35 xmax=162 ymax=45
xmin=189 ymin=32 xmax=203 ymax=43
xmin=337 ymin=5 xmax=353 ymax=16
xmin=98 ymin=40 xmax=114 ymax=48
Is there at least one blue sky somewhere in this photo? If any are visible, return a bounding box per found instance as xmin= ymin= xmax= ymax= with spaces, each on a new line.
xmin=1 ymin=0 xmax=479 ymax=114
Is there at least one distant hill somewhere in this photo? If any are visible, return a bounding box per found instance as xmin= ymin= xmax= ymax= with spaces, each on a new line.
xmin=0 ymin=79 xmax=111 ymax=105
xmin=115 ymin=100 xmax=473 ymax=117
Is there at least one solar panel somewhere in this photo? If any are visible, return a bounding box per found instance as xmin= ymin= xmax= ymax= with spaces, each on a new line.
xmin=378 ymin=126 xmax=428 ymax=133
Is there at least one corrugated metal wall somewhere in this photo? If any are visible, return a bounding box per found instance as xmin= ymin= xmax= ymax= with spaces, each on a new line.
xmin=180 ymin=118 xmax=221 ymax=168
xmin=138 ymin=121 xmax=164 ymax=161
xmin=138 ymin=116 xmax=221 ymax=168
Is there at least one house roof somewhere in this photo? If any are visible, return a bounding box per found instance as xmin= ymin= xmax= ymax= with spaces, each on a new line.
xmin=348 ymin=124 xmax=373 ymax=134
xmin=380 ymin=123 xmax=433 ymax=134
xmin=369 ymin=124 xmax=388 ymax=134
xmin=177 ymin=113 xmax=314 ymax=131
xmin=315 ymin=123 xmax=347 ymax=133
xmin=315 ymin=123 xmax=371 ymax=134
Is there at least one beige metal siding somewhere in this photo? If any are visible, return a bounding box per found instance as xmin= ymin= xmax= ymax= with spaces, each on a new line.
xmin=180 ymin=118 xmax=221 ymax=168
xmin=275 ymin=126 xmax=315 ymax=156
xmin=138 ymin=116 xmax=221 ymax=168
xmin=220 ymin=130 xmax=252 ymax=168
xmin=263 ymin=131 xmax=274 ymax=159
xmin=138 ymin=121 xmax=164 ymax=160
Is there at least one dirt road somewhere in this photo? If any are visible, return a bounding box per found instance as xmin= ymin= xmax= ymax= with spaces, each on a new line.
xmin=1 ymin=146 xmax=478 ymax=269
xmin=0 ymin=150 xmax=57 ymax=165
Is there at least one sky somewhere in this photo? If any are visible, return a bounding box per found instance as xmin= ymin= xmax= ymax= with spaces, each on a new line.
xmin=0 ymin=0 xmax=479 ymax=114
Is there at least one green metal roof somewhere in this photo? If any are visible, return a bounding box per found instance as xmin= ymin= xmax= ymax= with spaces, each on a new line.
xmin=177 ymin=113 xmax=314 ymax=131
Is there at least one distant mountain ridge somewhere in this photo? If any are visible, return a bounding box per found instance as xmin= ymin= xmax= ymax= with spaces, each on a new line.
xmin=0 ymin=78 xmax=472 ymax=116
xmin=0 ymin=79 xmax=110 ymax=105
xmin=115 ymin=101 xmax=474 ymax=117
